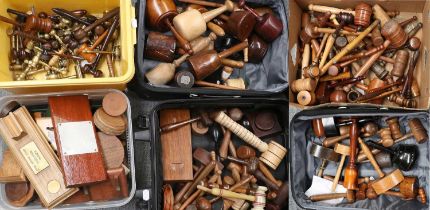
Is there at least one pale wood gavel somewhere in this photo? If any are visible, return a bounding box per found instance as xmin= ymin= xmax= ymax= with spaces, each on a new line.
xmin=197 ymin=185 xmax=268 ymax=209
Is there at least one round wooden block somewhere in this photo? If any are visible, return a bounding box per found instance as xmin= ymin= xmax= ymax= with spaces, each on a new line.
xmin=5 ymin=182 xmax=34 ymax=207
xmin=255 ymin=112 xmax=276 ymax=131
xmin=191 ymin=120 xmax=209 ymax=135
xmin=98 ymin=132 xmax=125 ymax=169
xmin=259 ymin=141 xmax=287 ymax=170
xmin=102 ymin=92 xmax=128 ymax=117
xmin=372 ymin=169 xmax=404 ymax=195
xmin=94 ymin=108 xmax=127 ymax=136
xmin=334 ymin=144 xmax=350 ymax=156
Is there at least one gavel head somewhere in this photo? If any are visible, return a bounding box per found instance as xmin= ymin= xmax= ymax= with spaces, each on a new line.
xmin=24 ymin=15 xmax=53 ymax=33
xmin=237 ymin=145 xmax=256 ymax=159
xmin=399 ymin=176 xmax=418 ymax=200
xmin=300 ymin=22 xmax=319 ymax=44
xmin=173 ymin=9 xmax=207 ymax=41
xmin=334 ymin=144 xmax=350 ymax=156
xmin=408 ymin=118 xmax=428 ymax=144
xmin=392 ymin=50 xmax=409 ymax=77
xmin=144 ymin=31 xmax=176 ymax=63
xmin=336 ymin=12 xmax=354 ymax=25
xmin=381 ymin=20 xmax=408 ymax=49
xmin=343 ymin=166 xmax=358 ymax=190
xmin=146 ymin=0 xmax=178 ymax=31
xmin=366 ymin=183 xmax=378 ymax=199
xmin=330 ymin=89 xmax=347 ymax=103
xmin=253 ymin=12 xmax=283 ymax=42
xmin=260 ymin=141 xmax=287 ymax=170
xmin=354 ymin=3 xmax=372 ymax=27
xmin=248 ymin=34 xmax=268 ymax=63
xmin=227 ymin=11 xmax=257 ymax=41
xmin=187 ymin=50 xmax=221 ymax=80
xmin=392 ymin=144 xmax=418 ymax=171
xmin=361 ymin=122 xmax=378 ymax=137
xmin=196 ymin=197 xmax=212 ymax=210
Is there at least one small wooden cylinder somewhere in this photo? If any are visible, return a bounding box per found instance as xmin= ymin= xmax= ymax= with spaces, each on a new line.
xmin=144 ymin=32 xmax=176 ymax=63
xmin=371 ymin=27 xmax=384 ymax=46
xmin=354 ymin=3 xmax=372 ymax=27
xmin=381 ymin=20 xmax=408 ymax=48
xmin=399 ymin=176 xmax=418 ymax=200
xmin=146 ymin=0 xmax=177 ymax=31
xmin=312 ymin=118 xmax=325 ymax=137
xmin=297 ymin=90 xmax=316 ymax=106
xmin=379 ymin=128 xmax=394 ymax=147
xmin=386 ymin=117 xmax=403 ymax=140
xmin=392 ymin=50 xmax=409 ymax=77
xmin=408 ymin=118 xmax=428 ymax=144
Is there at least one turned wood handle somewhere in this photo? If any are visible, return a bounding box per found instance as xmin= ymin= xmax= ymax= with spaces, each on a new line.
xmin=314 ymin=28 xmax=363 ymax=36
xmin=302 ymin=44 xmax=310 ymax=70
xmin=315 ymin=33 xmax=329 ymax=61
xmin=191 ymin=32 xmax=217 ymax=53
xmin=84 ymin=7 xmax=119 ymax=33
xmin=323 ymin=134 xmax=349 ymax=148
xmin=219 ymin=129 xmax=231 ymax=158
xmin=165 ymin=20 xmax=193 ymax=55
xmin=320 ymin=71 xmax=352 ymax=82
xmin=183 ymin=161 xmax=216 ymax=199
xmin=353 ymin=40 xmax=390 ymax=78
xmin=320 ymin=20 xmax=379 ymax=75
xmin=197 ymin=185 xmax=255 ymax=201
xmin=218 ymin=41 xmax=248 ymax=59
xmin=0 ymin=15 xmax=24 ymax=26
xmin=207 ymin=22 xmax=225 ymax=36
xmin=308 ymin=4 xmax=355 ymax=15
xmin=258 ymin=162 xmax=282 ymax=187
xmin=358 ymin=138 xmax=385 ymax=177
xmin=310 ymin=193 xmax=347 ymax=201
xmin=160 ymin=117 xmax=201 ymax=132
xmin=331 ymin=155 xmax=346 ymax=192
xmin=202 ymin=0 xmax=234 ymax=22
xmin=195 ymin=81 xmax=243 ymax=90
xmin=319 ymin=34 xmax=335 ymax=69
xmin=89 ymin=30 xmax=109 ymax=51
xmin=213 ymin=111 xmax=268 ymax=152
xmin=221 ymin=58 xmax=244 ymax=68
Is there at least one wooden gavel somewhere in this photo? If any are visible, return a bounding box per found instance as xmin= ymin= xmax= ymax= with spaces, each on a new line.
xmin=367 ymin=141 xmax=418 ymax=171
xmin=238 ymin=0 xmax=283 ymax=42
xmin=212 ymin=111 xmax=287 ymax=170
xmin=188 ymin=41 xmax=248 ymax=80
xmin=173 ymin=0 xmax=235 ymax=41
xmin=197 ymin=185 xmax=268 ymax=209
xmin=310 ymin=143 xmax=340 ymax=177
xmin=358 ymin=137 xmax=405 ymax=195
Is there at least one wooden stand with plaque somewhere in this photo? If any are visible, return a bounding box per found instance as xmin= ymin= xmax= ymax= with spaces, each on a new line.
xmin=0 ymin=105 xmax=78 ymax=208
xmin=49 ymin=95 xmax=107 ymax=187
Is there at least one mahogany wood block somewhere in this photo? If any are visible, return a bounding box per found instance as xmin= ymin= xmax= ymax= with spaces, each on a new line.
xmin=49 ymin=95 xmax=107 ymax=187
xmin=102 ymin=92 xmax=128 ymax=117
xmin=246 ymin=110 xmax=282 ymax=140
xmin=0 ymin=106 xmax=78 ymax=208
xmin=5 ymin=182 xmax=34 ymax=207
xmin=160 ymin=109 xmax=193 ymax=181
xmin=88 ymin=167 xmax=129 ymax=201
xmin=0 ymin=149 xmax=26 ymax=183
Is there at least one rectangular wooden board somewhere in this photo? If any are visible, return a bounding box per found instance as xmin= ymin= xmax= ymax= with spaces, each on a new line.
xmin=0 ymin=149 xmax=26 ymax=183
xmin=159 ymin=109 xmax=193 ymax=181
xmin=49 ymin=95 xmax=107 ymax=187
xmin=0 ymin=107 xmax=78 ymax=208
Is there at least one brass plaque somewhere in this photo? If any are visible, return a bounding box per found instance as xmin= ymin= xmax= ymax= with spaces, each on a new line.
xmin=20 ymin=141 xmax=50 ymax=174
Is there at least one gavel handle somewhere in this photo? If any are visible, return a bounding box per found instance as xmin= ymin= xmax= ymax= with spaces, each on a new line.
xmin=84 ymin=7 xmax=119 ymax=32
xmin=160 ymin=117 xmax=201 ymax=133
xmin=358 ymin=138 xmax=385 ymax=178
xmin=178 ymin=0 xmax=224 ymax=7
xmin=331 ymin=155 xmax=346 ymax=192
xmin=323 ymin=134 xmax=349 ymax=147
xmin=165 ymin=19 xmax=193 ymax=55
xmin=0 ymin=15 xmax=24 ymax=26
xmin=310 ymin=193 xmax=347 ymax=201
xmin=317 ymin=159 xmax=328 ymax=177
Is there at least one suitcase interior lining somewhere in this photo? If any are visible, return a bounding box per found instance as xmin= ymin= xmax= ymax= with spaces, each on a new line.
xmin=290 ymin=112 xmax=429 ymax=210
xmin=137 ymin=0 xmax=289 ymax=93
xmin=150 ymin=99 xmax=288 ymax=209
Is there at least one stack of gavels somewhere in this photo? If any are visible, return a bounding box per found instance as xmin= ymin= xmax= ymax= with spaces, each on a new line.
xmin=1 ymin=7 xmax=121 ymax=80
xmin=144 ymin=0 xmax=283 ymax=90
xmin=292 ymin=3 xmax=423 ymax=108
xmin=307 ymin=116 xmax=427 ymax=204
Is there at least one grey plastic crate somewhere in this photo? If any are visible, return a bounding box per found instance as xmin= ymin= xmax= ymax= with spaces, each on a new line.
xmin=0 ymin=89 xmax=136 ymax=210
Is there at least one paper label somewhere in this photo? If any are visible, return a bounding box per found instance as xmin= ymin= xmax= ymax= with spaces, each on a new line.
xmin=20 ymin=141 xmax=50 ymax=174
xmin=58 ymin=121 xmax=98 ymax=156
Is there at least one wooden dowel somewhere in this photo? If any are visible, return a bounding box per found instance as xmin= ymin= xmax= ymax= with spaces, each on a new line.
xmin=314 ymin=27 xmax=368 ymax=36
xmin=195 ymin=81 xmax=244 ymax=90
xmin=310 ymin=193 xmax=347 ymax=201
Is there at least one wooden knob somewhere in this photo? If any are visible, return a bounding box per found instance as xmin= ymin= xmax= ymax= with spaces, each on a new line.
xmin=361 ymin=122 xmax=378 ymax=137
xmin=407 ymin=37 xmax=421 ymax=51
xmin=297 ymin=90 xmax=316 ymax=106
xmin=392 ymin=50 xmax=409 ymax=78
xmin=408 ymin=118 xmax=428 ymax=143
xmin=330 ymin=89 xmax=347 ymax=103
xmin=418 ymin=188 xmax=426 ymax=204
